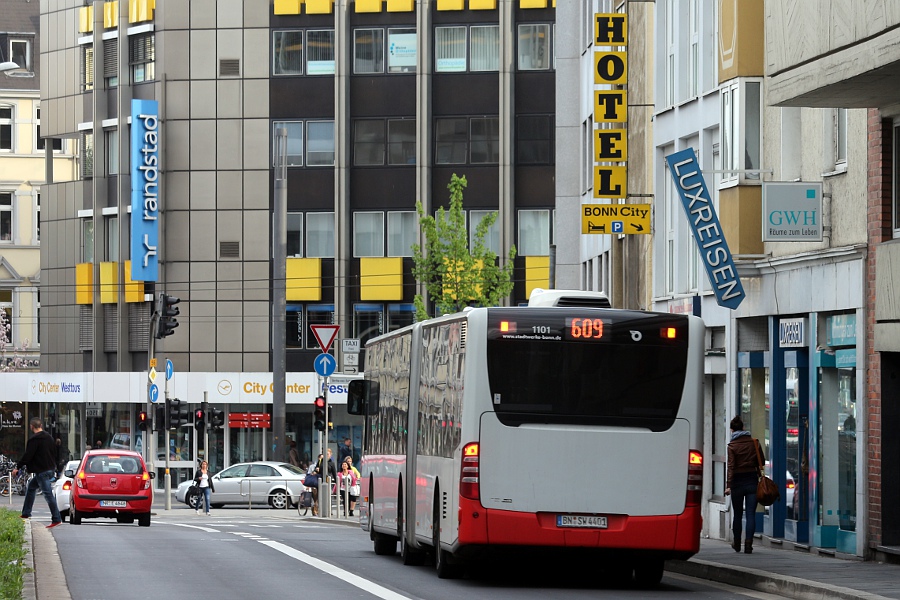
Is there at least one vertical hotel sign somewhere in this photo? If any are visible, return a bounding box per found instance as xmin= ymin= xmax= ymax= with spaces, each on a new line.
xmin=665 ymin=148 xmax=745 ymax=310
xmin=131 ymin=99 xmax=160 ymax=281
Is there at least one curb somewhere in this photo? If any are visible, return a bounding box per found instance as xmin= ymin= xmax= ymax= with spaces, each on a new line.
xmin=665 ymin=558 xmax=894 ymax=600
xmin=22 ymin=518 xmax=36 ymax=600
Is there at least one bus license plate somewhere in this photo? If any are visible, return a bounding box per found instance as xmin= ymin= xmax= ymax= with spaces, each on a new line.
xmin=100 ymin=500 xmax=127 ymax=508
xmin=557 ymin=515 xmax=607 ymax=529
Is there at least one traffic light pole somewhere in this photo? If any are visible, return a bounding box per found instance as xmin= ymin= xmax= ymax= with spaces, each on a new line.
xmin=203 ymin=392 xmax=210 ymax=466
xmin=164 ymin=373 xmax=172 ymax=510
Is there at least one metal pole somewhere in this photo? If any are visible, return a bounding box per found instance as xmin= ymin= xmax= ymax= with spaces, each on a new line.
xmin=164 ymin=361 xmax=171 ymax=511
xmin=273 ymin=128 xmax=288 ymax=465
xmin=203 ymin=391 xmax=209 ymax=467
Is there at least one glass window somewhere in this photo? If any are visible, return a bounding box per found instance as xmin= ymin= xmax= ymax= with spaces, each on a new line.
xmin=287 ymin=212 xmax=303 ymax=257
xmin=82 ymin=46 xmax=94 ymax=91
xmin=34 ymin=193 xmax=40 ymax=243
xmin=836 ymin=108 xmax=848 ymax=165
xmin=435 ymin=26 xmax=466 ymax=73
xmin=307 ymin=304 xmax=335 ymax=349
xmin=388 ymin=119 xmax=416 ymax=165
xmin=129 ymin=33 xmax=155 ymax=83
xmin=353 ymin=304 xmax=384 ymax=347
xmin=82 ymin=133 xmax=94 ymax=179
xmin=286 ymin=305 xmax=303 ymax=348
xmin=274 ymin=30 xmax=304 ymax=75
xmin=0 ymin=106 xmax=11 ymax=151
xmin=0 ymin=193 xmax=12 ymax=242
xmin=307 ymin=30 xmax=335 ymax=75
xmin=273 ymin=121 xmax=303 ymax=167
xmin=82 ymin=219 xmax=94 ymax=262
xmin=470 ymin=210 xmax=500 ymax=255
xmin=518 ymin=24 xmax=550 ymax=71
xmin=518 ymin=209 xmax=550 ymax=256
xmin=10 ymin=38 xmax=32 ymax=72
xmin=354 ymin=120 xmax=385 ymax=166
xmin=36 ymin=108 xmax=63 ymax=153
xmin=388 ymin=28 xmax=417 ymax=73
xmin=354 ymin=212 xmax=384 ymax=257
xmin=106 ymin=130 xmax=118 ymax=175
xmin=471 ymin=25 xmax=499 ymax=72
xmin=103 ymin=38 xmax=118 ymax=87
xmin=307 ymin=121 xmax=335 ymax=166
xmin=107 ymin=216 xmax=118 ymax=262
xmin=354 ymin=29 xmax=384 ymax=74
xmin=516 ymin=115 xmax=551 ymax=165
xmin=307 ymin=212 xmax=334 ymax=258
xmin=435 ymin=118 xmax=467 ymax=164
xmin=470 ymin=117 xmax=499 ymax=164
xmin=387 ymin=211 xmax=417 ymax=257
xmin=388 ymin=303 xmax=415 ymax=331
xmin=745 ymin=81 xmax=761 ymax=180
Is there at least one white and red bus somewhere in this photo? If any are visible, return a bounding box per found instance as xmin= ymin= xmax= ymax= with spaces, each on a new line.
xmin=347 ymin=291 xmax=704 ymax=584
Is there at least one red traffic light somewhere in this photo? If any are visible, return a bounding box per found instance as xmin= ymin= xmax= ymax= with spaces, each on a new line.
xmin=195 ymin=409 xmax=204 ymax=419
xmin=138 ymin=411 xmax=148 ymax=422
xmin=314 ymin=396 xmax=326 ymax=408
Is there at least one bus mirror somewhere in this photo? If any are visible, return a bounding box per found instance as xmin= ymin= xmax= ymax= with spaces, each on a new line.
xmin=348 ymin=380 xmax=379 ymax=416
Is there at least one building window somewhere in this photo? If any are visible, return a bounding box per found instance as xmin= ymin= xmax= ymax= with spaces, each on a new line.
xmin=0 ymin=106 xmax=11 ymax=151
xmin=106 ymin=130 xmax=118 ymax=175
xmin=9 ymin=38 xmax=33 ymax=72
xmin=273 ymin=121 xmax=304 ymax=166
xmin=287 ymin=212 xmax=303 ymax=257
xmin=82 ymin=219 xmax=94 ymax=262
xmin=434 ymin=117 xmax=499 ymax=165
xmin=0 ymin=193 xmax=12 ymax=242
xmin=517 ymin=24 xmax=551 ymax=71
xmin=470 ymin=210 xmax=500 ymax=255
xmin=307 ymin=121 xmax=335 ymax=166
xmin=353 ymin=304 xmax=384 ymax=347
xmin=307 ymin=305 xmax=335 ymax=348
xmin=388 ymin=28 xmax=416 ymax=73
xmin=516 ymin=115 xmax=552 ymax=165
xmin=103 ymin=38 xmax=118 ymax=88
xmin=435 ymin=26 xmax=466 ymax=72
xmin=34 ymin=193 xmax=40 ymax=243
xmin=82 ymin=46 xmax=94 ymax=91
xmin=307 ymin=212 xmax=334 ymax=258
xmin=835 ymin=108 xmax=848 ymax=167
xmin=106 ymin=216 xmax=118 ymax=262
xmin=82 ymin=133 xmax=94 ymax=179
xmin=353 ymin=120 xmax=386 ymax=166
xmin=471 ymin=25 xmax=500 ymax=72
xmin=354 ymin=29 xmax=385 ymax=74
xmin=689 ymin=0 xmax=699 ymax=97
xmin=130 ymin=33 xmax=155 ymax=83
xmin=720 ymin=78 xmax=763 ymax=185
xmin=286 ymin=305 xmax=303 ymax=348
xmin=388 ymin=119 xmax=416 ymax=165
xmin=288 ymin=304 xmax=336 ymax=349
xmin=36 ymin=108 xmax=63 ymax=153
xmin=354 ymin=212 xmax=385 ymax=258
xmin=665 ymin=0 xmax=675 ymax=105
xmin=0 ymin=290 xmax=13 ymax=345
xmin=308 ymin=30 xmax=335 ymax=75
xmin=388 ymin=304 xmax=416 ymax=331
xmin=273 ymin=30 xmax=303 ymax=75
xmin=517 ymin=209 xmax=550 ymax=256
xmin=387 ymin=211 xmax=417 ymax=257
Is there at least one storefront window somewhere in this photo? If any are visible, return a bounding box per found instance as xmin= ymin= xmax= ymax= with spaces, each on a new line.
xmin=837 ymin=368 xmax=856 ymax=532
xmin=785 ymin=368 xmax=800 ymax=519
xmin=818 ymin=363 xmax=857 ymax=532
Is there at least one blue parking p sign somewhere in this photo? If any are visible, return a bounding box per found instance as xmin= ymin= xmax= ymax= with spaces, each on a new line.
xmin=611 ymin=221 xmax=624 ymax=233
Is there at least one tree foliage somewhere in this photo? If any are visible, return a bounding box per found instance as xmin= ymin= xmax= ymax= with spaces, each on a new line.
xmin=412 ymin=174 xmax=516 ymax=320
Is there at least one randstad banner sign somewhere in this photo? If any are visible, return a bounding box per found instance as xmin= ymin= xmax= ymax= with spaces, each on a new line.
xmin=130 ymin=99 xmax=160 ymax=281
xmin=665 ymin=148 xmax=745 ymax=310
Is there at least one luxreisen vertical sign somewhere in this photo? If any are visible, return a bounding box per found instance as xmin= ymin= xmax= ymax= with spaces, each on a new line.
xmin=665 ymin=148 xmax=745 ymax=310
xmin=131 ymin=99 xmax=160 ymax=281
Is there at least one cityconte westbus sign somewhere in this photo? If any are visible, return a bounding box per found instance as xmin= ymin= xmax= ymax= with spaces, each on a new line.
xmin=665 ymin=148 xmax=745 ymax=310
xmin=130 ymin=99 xmax=160 ymax=281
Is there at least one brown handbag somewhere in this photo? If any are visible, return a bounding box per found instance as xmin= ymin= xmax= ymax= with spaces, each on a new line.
xmin=754 ymin=439 xmax=780 ymax=506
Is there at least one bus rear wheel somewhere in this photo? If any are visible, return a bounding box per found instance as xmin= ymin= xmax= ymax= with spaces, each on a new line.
xmin=433 ymin=501 xmax=460 ymax=579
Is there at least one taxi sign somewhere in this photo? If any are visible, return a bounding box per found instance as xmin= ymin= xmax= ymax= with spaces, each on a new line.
xmin=582 ymin=204 xmax=651 ymax=235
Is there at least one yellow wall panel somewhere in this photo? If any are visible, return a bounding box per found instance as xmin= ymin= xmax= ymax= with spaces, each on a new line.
xmin=525 ymin=256 xmax=550 ymax=299
xmin=719 ymin=0 xmax=764 ymax=81
xmin=128 ymin=0 xmax=155 ymax=23
xmin=436 ymin=0 xmax=465 ymax=11
xmin=79 ymin=6 xmax=94 ymax=33
xmin=287 ymin=258 xmax=322 ymax=301
xmin=520 ymin=0 xmax=548 ymax=8
xmin=360 ymin=258 xmax=403 ymax=301
xmin=99 ymin=262 xmax=117 ymax=304
xmin=76 ymin=263 xmax=93 ymax=305
xmin=356 ymin=0 xmax=382 ymax=12
xmin=718 ymin=186 xmax=763 ymax=256
xmin=123 ymin=261 xmax=145 ymax=303
xmin=274 ymin=0 xmax=303 ymax=15
xmin=469 ymin=0 xmax=497 ymax=9
xmin=103 ymin=1 xmax=119 ymax=28
xmin=306 ymin=0 xmax=334 ymax=14
xmin=386 ymin=0 xmax=414 ymax=11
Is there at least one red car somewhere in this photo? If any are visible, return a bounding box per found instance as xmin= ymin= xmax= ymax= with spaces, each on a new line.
xmin=66 ymin=450 xmax=155 ymax=526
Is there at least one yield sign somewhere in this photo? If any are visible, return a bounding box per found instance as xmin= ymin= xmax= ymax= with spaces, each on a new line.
xmin=310 ymin=324 xmax=340 ymax=354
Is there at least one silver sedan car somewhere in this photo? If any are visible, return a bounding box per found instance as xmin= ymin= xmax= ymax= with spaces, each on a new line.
xmin=175 ymin=461 xmax=308 ymax=510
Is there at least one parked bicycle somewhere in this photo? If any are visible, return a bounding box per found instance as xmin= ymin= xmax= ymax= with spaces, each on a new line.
xmin=0 ymin=455 xmax=29 ymax=497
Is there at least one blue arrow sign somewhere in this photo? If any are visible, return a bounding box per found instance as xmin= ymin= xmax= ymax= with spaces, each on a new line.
xmin=166 ymin=359 xmax=174 ymax=380
xmin=149 ymin=383 xmax=159 ymax=403
xmin=313 ymin=353 xmax=337 ymax=377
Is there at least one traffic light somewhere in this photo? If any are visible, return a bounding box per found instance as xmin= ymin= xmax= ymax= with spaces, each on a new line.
xmin=168 ymin=398 xmax=189 ymax=428
xmin=195 ymin=400 xmax=208 ymax=432
xmin=154 ymin=404 xmax=166 ymax=431
xmin=327 ymin=405 xmax=334 ymax=430
xmin=137 ymin=411 xmax=149 ymax=432
xmin=314 ymin=396 xmax=326 ymax=432
xmin=155 ymin=293 xmax=181 ymax=339
xmin=210 ymin=407 xmax=225 ymax=429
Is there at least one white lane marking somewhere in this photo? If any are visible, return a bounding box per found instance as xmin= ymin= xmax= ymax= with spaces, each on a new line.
xmin=259 ymin=540 xmax=414 ymax=600
xmin=168 ymin=523 xmax=220 ymax=533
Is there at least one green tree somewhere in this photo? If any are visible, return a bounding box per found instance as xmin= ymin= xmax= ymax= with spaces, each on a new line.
xmin=412 ymin=174 xmax=516 ymax=320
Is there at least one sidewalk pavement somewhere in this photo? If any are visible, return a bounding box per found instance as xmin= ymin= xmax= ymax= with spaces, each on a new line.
xmin=8 ymin=490 xmax=900 ymax=600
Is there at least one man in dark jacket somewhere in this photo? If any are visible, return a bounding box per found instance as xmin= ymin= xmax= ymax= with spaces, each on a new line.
xmin=14 ymin=418 xmax=63 ymax=527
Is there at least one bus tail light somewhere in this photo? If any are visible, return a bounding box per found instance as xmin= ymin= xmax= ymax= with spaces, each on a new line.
xmin=686 ymin=450 xmax=703 ymax=506
xmin=460 ymin=442 xmax=480 ymax=501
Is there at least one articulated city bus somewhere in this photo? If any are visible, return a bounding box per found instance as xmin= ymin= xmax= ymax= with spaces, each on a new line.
xmin=348 ymin=291 xmax=704 ymax=585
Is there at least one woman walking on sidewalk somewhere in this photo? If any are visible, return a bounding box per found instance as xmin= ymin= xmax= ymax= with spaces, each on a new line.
xmin=725 ymin=416 xmax=762 ymax=554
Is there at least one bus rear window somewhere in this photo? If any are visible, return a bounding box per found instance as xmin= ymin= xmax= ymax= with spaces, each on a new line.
xmin=486 ymin=310 xmax=689 ymax=431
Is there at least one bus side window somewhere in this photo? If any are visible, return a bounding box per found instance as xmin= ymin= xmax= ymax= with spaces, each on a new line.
xmin=348 ymin=380 xmax=380 ymax=415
